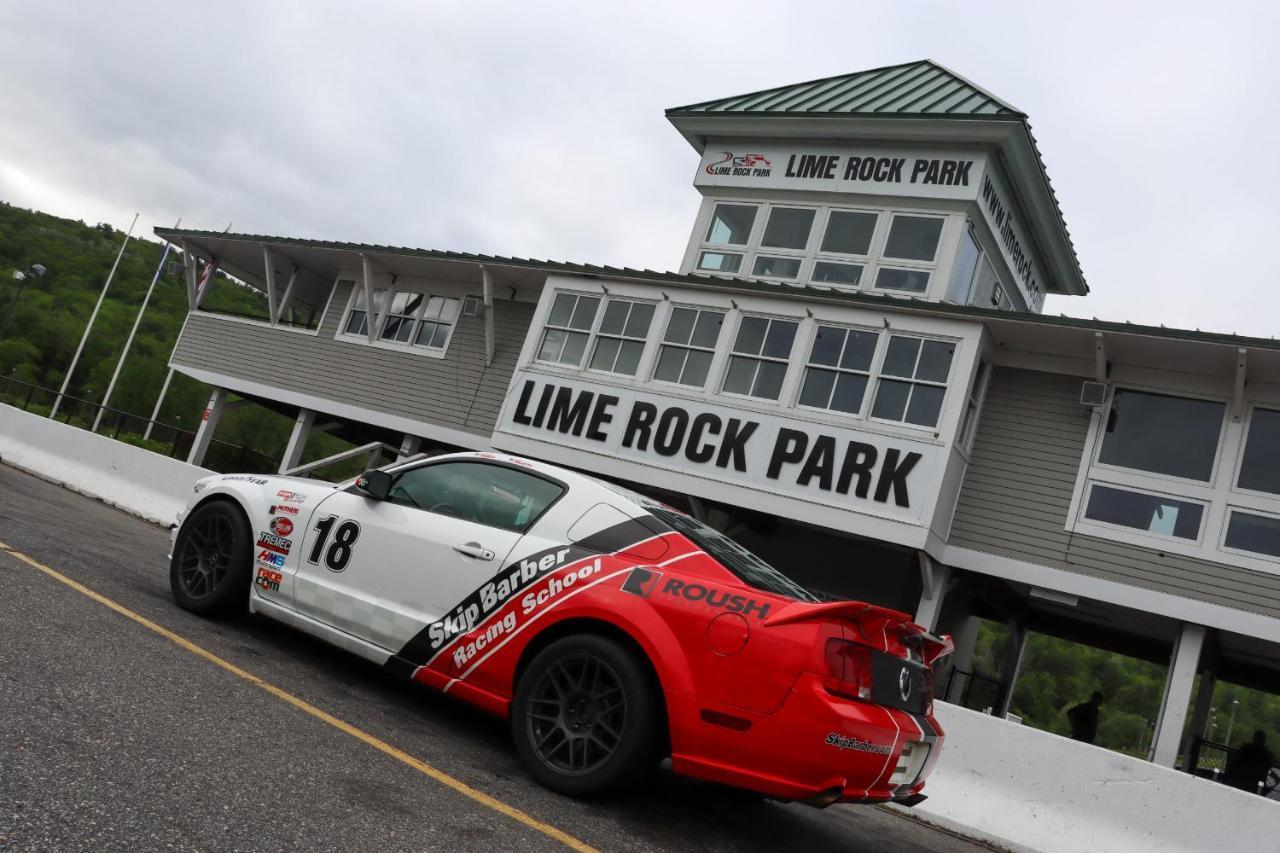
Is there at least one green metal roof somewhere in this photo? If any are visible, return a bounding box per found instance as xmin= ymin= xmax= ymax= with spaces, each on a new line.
xmin=159 ymin=227 xmax=1279 ymax=354
xmin=667 ymin=60 xmax=1023 ymax=118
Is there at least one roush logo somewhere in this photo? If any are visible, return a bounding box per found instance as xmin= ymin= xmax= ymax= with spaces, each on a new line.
xmin=257 ymin=532 xmax=291 ymax=555
xmin=270 ymin=517 xmax=294 ymax=536
xmin=622 ymin=567 xmax=663 ymax=598
xmin=661 ymin=579 xmax=770 ymax=620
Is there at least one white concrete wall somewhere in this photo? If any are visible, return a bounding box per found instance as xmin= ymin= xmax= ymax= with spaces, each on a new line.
xmin=894 ymin=701 xmax=1280 ymax=853
xmin=0 ymin=403 xmax=210 ymax=526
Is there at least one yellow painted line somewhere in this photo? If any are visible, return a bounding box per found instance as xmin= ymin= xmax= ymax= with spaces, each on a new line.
xmin=0 ymin=539 xmax=597 ymax=853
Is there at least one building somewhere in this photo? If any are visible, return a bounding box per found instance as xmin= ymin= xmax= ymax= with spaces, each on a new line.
xmin=162 ymin=60 xmax=1280 ymax=772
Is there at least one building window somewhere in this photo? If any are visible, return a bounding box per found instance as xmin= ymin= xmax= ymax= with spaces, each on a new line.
xmin=752 ymin=256 xmax=802 ymax=279
xmin=820 ymin=210 xmax=877 ymax=255
xmin=697 ymin=203 xmax=757 ymax=274
xmin=798 ymin=326 xmax=878 ymax=414
xmin=1098 ymin=389 xmax=1224 ymax=482
xmin=1237 ymin=407 xmax=1280 ymax=495
xmin=875 ymin=215 xmax=944 ymax=294
xmin=1084 ymin=484 xmax=1204 ymax=540
xmin=588 ymin=299 xmax=655 ymax=376
xmin=945 ymin=228 xmax=981 ymax=305
xmin=380 ymin=291 xmax=425 ymax=342
xmin=413 ymin=296 xmax=460 ymax=350
xmin=654 ymin=307 xmax=723 ymax=387
xmin=959 ymin=359 xmax=990 ymax=448
xmin=760 ymin=207 xmax=815 ymax=250
xmin=537 ymin=292 xmax=600 ymax=366
xmin=1224 ymin=510 xmax=1280 ymax=559
xmin=722 ymin=316 xmax=797 ymax=401
xmin=870 ymin=336 xmax=954 ymax=427
xmin=344 ymin=286 xmax=389 ymax=336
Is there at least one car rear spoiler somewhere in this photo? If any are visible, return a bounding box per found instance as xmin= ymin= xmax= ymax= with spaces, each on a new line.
xmin=765 ymin=600 xmax=955 ymax=665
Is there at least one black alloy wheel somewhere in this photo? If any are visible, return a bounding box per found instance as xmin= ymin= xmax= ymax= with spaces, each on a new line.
xmin=527 ymin=653 xmax=627 ymax=776
xmin=170 ymin=500 xmax=252 ymax=617
xmin=512 ymin=634 xmax=658 ymax=797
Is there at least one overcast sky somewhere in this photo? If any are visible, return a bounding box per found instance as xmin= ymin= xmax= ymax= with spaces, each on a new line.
xmin=1 ymin=1 xmax=1277 ymax=336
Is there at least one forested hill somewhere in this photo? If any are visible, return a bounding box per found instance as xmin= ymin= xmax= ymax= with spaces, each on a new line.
xmin=0 ymin=201 xmax=285 ymax=454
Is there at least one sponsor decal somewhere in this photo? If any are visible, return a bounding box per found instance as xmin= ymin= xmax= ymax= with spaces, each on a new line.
xmin=660 ymin=578 xmax=771 ymax=620
xmin=621 ymin=567 xmax=662 ymax=598
xmin=451 ymin=612 xmax=518 ymax=668
xmin=257 ymin=550 xmax=286 ymax=567
xmin=255 ymin=567 xmax=282 ymax=592
xmin=426 ymin=547 xmax=576 ymax=652
xmin=270 ymin=517 xmax=294 ymax=537
xmin=222 ymin=475 xmax=268 ymax=485
xmin=270 ymin=504 xmax=299 ymax=517
xmin=519 ymin=558 xmax=603 ymax=616
xmin=704 ymin=151 xmax=773 ymax=178
xmin=257 ymin=532 xmax=291 ymax=555
xmin=825 ymin=732 xmax=892 ymax=755
xmin=276 ymin=490 xmax=306 ymax=504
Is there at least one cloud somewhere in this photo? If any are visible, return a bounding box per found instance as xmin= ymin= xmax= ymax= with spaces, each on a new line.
xmin=0 ymin=0 xmax=1278 ymax=335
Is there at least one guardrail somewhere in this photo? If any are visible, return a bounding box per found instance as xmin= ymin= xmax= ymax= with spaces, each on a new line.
xmin=0 ymin=377 xmax=278 ymax=474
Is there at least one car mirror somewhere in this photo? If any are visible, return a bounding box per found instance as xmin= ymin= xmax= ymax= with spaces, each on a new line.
xmin=354 ymin=469 xmax=392 ymax=501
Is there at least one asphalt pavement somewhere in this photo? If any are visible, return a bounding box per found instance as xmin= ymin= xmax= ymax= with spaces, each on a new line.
xmin=0 ymin=463 xmax=993 ymax=852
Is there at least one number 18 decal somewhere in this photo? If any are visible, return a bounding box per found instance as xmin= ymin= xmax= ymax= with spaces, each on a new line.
xmin=308 ymin=515 xmax=361 ymax=572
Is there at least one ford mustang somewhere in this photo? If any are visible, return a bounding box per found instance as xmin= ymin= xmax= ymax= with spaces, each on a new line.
xmin=169 ymin=451 xmax=952 ymax=804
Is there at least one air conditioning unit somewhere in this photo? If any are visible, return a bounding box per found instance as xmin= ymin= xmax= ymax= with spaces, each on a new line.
xmin=1080 ymin=381 xmax=1108 ymax=407
xmin=167 ymin=260 xmax=185 ymax=278
xmin=462 ymin=295 xmax=483 ymax=317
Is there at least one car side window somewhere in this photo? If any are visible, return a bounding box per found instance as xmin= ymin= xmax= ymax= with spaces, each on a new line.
xmin=386 ymin=462 xmax=564 ymax=532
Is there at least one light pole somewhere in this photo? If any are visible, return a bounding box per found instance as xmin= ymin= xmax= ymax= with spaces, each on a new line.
xmin=0 ymin=263 xmax=47 ymax=341
xmin=1225 ymin=697 xmax=1240 ymax=746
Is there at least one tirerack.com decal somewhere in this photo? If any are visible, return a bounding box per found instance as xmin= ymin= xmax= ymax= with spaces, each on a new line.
xmin=825 ymin=733 xmax=892 ymax=755
xmin=255 ymin=567 xmax=282 ymax=592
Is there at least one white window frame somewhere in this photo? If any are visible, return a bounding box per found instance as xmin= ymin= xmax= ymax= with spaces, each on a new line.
xmin=649 ymin=304 xmax=726 ymax=390
xmin=1066 ymin=387 xmax=1280 ymax=575
xmin=534 ymin=291 xmax=604 ymax=368
xmin=865 ymin=332 xmax=958 ymax=431
xmin=692 ymin=197 xmax=953 ymax=296
xmin=584 ymin=296 xmax=658 ymax=377
xmin=1077 ymin=480 xmax=1210 ymax=547
xmin=336 ymin=284 xmax=460 ymax=358
xmin=718 ymin=312 xmax=801 ymax=402
xmin=958 ymin=357 xmax=991 ymax=452
xmin=793 ymin=323 xmax=884 ymax=418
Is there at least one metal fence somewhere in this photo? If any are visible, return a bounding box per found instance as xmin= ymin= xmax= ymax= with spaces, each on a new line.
xmin=942 ymin=667 xmax=1009 ymax=715
xmin=0 ymin=377 xmax=278 ymax=474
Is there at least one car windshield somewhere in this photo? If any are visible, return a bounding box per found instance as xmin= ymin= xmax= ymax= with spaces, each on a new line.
xmin=599 ymin=482 xmax=816 ymax=602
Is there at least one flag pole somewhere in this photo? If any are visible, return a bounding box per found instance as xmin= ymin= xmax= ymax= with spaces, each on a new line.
xmin=50 ymin=212 xmax=139 ymax=420
xmin=93 ymin=217 xmax=181 ymax=433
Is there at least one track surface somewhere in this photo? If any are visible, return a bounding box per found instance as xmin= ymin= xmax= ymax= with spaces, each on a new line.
xmin=0 ymin=464 xmax=991 ymax=852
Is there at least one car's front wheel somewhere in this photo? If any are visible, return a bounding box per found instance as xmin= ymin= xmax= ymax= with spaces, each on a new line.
xmin=512 ymin=634 xmax=658 ymax=797
xmin=170 ymin=500 xmax=253 ymax=617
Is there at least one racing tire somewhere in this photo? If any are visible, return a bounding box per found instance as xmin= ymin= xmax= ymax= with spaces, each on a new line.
xmin=169 ymin=500 xmax=253 ymax=617
xmin=512 ymin=634 xmax=658 ymax=797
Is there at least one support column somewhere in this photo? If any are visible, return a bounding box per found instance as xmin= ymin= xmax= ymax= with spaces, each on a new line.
xmin=941 ymin=615 xmax=981 ymax=705
xmin=278 ymin=409 xmax=315 ymax=474
xmin=913 ymin=553 xmax=950 ymax=632
xmin=397 ymin=434 xmax=422 ymax=461
xmin=187 ymin=388 xmax=227 ymax=466
xmin=1151 ymin=622 xmax=1207 ymax=767
xmin=995 ymin=622 xmax=1028 ymax=718
xmin=1180 ymin=668 xmax=1217 ymax=773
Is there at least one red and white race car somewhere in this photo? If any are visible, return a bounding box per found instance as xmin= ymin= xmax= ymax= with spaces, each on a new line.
xmin=170 ymin=451 xmax=952 ymax=804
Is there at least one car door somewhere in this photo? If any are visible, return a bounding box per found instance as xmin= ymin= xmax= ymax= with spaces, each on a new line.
xmin=291 ymin=460 xmax=565 ymax=652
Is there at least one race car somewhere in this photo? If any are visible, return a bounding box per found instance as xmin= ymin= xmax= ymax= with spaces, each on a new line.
xmin=169 ymin=451 xmax=953 ymax=805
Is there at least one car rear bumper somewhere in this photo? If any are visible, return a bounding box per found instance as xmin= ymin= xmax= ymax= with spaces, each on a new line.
xmin=668 ymin=672 xmax=944 ymax=805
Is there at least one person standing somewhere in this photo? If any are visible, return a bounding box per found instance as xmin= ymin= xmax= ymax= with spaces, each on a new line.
xmin=1067 ymin=691 xmax=1105 ymax=744
xmin=1226 ymin=731 xmax=1275 ymax=794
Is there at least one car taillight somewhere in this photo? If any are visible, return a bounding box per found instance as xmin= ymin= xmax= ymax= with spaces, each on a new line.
xmin=823 ymin=638 xmax=873 ymax=701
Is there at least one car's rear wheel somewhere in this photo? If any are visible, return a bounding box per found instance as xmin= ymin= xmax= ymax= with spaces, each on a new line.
xmin=170 ymin=500 xmax=253 ymax=617
xmin=512 ymin=634 xmax=657 ymax=797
